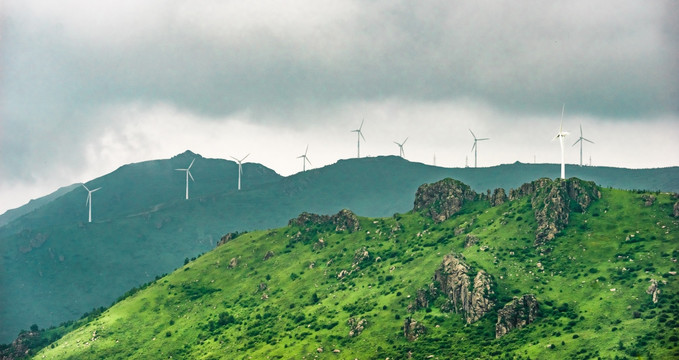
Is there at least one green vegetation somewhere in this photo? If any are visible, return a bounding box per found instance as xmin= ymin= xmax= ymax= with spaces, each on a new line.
xmin=21 ymin=182 xmax=679 ymax=359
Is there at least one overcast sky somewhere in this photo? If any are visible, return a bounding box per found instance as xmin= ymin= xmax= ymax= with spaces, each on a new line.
xmin=1 ymin=0 xmax=678 ymax=214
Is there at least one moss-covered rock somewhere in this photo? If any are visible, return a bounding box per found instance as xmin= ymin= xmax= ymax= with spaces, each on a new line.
xmin=495 ymin=294 xmax=539 ymax=338
xmin=413 ymin=178 xmax=477 ymax=223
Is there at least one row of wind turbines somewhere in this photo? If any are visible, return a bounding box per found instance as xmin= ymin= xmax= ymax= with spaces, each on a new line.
xmin=81 ymin=104 xmax=592 ymax=223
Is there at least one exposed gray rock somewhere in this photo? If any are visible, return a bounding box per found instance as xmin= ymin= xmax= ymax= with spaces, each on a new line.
xmin=228 ymin=257 xmax=238 ymax=268
xmin=288 ymin=209 xmax=361 ymax=233
xmin=258 ymin=282 xmax=267 ymax=292
xmin=263 ymin=250 xmax=275 ymax=261
xmin=347 ymin=317 xmax=367 ymax=337
xmin=403 ymin=317 xmax=426 ymax=341
xmin=433 ymin=254 xmax=495 ymax=323
xmin=217 ymin=232 xmax=238 ymax=247
xmin=352 ymin=247 xmax=370 ymax=267
xmin=413 ymin=178 xmax=477 ymax=223
xmin=490 ymin=188 xmax=508 ymax=206
xmin=673 ymin=200 xmax=679 ymax=218
xmin=642 ymin=194 xmax=656 ymax=207
xmin=464 ymin=234 xmax=479 ymax=248
xmin=646 ymin=279 xmax=660 ymax=303
xmin=495 ymin=294 xmax=539 ymax=338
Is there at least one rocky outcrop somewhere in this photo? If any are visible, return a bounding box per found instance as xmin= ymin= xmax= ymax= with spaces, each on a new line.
xmin=288 ymin=209 xmax=361 ymax=232
xmin=468 ymin=271 xmax=495 ymax=323
xmin=228 ymin=257 xmax=238 ymax=268
xmin=263 ymin=250 xmax=275 ymax=261
xmin=413 ymin=178 xmax=477 ymax=223
xmin=217 ymin=232 xmax=238 ymax=247
xmin=0 ymin=330 xmax=40 ymax=359
xmin=646 ymin=279 xmax=660 ymax=303
xmin=464 ymin=234 xmax=479 ymax=248
xmin=673 ymin=200 xmax=679 ymax=218
xmin=641 ymin=194 xmax=656 ymax=207
xmin=490 ymin=188 xmax=508 ymax=206
xmin=352 ymin=247 xmax=370 ymax=267
xmin=403 ymin=317 xmax=426 ymax=341
xmin=347 ymin=317 xmax=367 ymax=337
xmin=433 ymin=254 xmax=495 ymax=323
xmin=495 ymin=294 xmax=539 ymax=338
xmin=509 ymin=178 xmax=600 ymax=246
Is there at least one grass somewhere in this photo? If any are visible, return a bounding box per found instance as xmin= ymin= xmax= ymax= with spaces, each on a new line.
xmin=18 ymin=184 xmax=679 ymax=359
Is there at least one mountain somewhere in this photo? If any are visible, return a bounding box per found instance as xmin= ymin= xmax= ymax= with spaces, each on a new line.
xmin=9 ymin=177 xmax=679 ymax=359
xmin=1 ymin=152 xmax=677 ymax=344
xmin=0 ymin=184 xmax=81 ymax=227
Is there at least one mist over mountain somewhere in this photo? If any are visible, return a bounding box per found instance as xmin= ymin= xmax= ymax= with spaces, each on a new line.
xmin=1 ymin=151 xmax=677 ymax=343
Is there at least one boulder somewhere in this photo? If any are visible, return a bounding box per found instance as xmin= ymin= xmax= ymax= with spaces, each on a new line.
xmin=228 ymin=257 xmax=238 ymax=268
xmin=674 ymin=200 xmax=679 ymax=218
xmin=464 ymin=234 xmax=479 ymax=248
xmin=495 ymin=294 xmax=539 ymax=338
xmin=641 ymin=194 xmax=656 ymax=207
xmin=646 ymin=279 xmax=660 ymax=303
xmin=347 ymin=317 xmax=367 ymax=337
xmin=403 ymin=317 xmax=426 ymax=341
xmin=413 ymin=178 xmax=477 ymax=223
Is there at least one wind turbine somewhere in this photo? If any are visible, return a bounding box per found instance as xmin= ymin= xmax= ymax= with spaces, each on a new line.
xmin=82 ymin=184 xmax=101 ymax=223
xmin=351 ymin=119 xmax=366 ymax=158
xmin=469 ymin=129 xmax=489 ymax=168
xmin=572 ymin=124 xmax=594 ymax=167
xmin=175 ymin=158 xmax=195 ymax=199
xmin=298 ymin=145 xmax=311 ymax=172
xmin=230 ymin=154 xmax=250 ymax=190
xmin=553 ymin=104 xmax=569 ymax=179
xmin=394 ymin=137 xmax=408 ymax=158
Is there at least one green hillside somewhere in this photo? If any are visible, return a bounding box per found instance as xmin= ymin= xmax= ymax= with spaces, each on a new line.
xmin=1 ymin=153 xmax=678 ymax=344
xmin=11 ymin=177 xmax=679 ymax=359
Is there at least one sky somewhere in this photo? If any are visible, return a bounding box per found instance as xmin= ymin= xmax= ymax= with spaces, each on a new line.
xmin=1 ymin=0 xmax=678 ymax=215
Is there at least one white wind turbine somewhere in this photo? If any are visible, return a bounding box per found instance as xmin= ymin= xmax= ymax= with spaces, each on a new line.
xmin=572 ymin=124 xmax=594 ymax=167
xmin=351 ymin=119 xmax=366 ymax=158
xmin=175 ymin=158 xmax=195 ymax=199
xmin=553 ymin=104 xmax=569 ymax=179
xmin=469 ymin=129 xmax=489 ymax=168
xmin=230 ymin=154 xmax=250 ymax=190
xmin=82 ymin=184 xmax=101 ymax=223
xmin=394 ymin=137 xmax=408 ymax=158
xmin=298 ymin=145 xmax=311 ymax=172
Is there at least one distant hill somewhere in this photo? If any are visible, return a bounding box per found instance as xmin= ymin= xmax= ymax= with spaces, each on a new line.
xmin=0 ymin=183 xmax=81 ymax=227
xmin=13 ymin=178 xmax=679 ymax=359
xmin=0 ymin=152 xmax=677 ymax=343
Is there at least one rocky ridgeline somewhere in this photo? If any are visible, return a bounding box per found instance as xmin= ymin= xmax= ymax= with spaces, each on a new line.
xmin=495 ymin=294 xmax=540 ymax=338
xmin=0 ymin=330 xmax=41 ymax=359
xmin=288 ymin=209 xmax=361 ymax=233
xmin=413 ymin=178 xmax=477 ymax=223
xmin=509 ymin=178 xmax=601 ymax=246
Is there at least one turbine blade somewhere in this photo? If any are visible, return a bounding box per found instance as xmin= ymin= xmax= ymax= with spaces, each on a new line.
xmin=91 ymin=187 xmax=101 ymax=192
xmin=572 ymin=138 xmax=581 ymax=146
xmin=242 ymin=153 xmax=250 ymax=162
xmin=188 ymin=171 xmax=194 ymax=182
xmin=82 ymin=184 xmax=90 ymax=192
xmin=469 ymin=129 xmax=476 ymax=139
xmin=478 ymin=138 xmax=489 ymax=141
xmin=305 ymin=145 xmax=309 ymax=156
xmin=175 ymin=168 xmax=186 ymax=171
xmin=230 ymin=156 xmax=239 ymax=162
xmin=306 ymin=157 xmax=312 ymax=165
xmin=560 ymin=103 xmax=565 ymax=131
xmin=402 ymin=137 xmax=408 ymax=145
xmin=188 ymin=158 xmax=195 ymax=169
xmin=471 ymin=142 xmax=476 ymax=152
xmin=360 ymin=131 xmax=366 ymax=141
xmin=580 ymin=123 xmax=583 ymax=137
xmin=86 ymin=193 xmax=90 ymax=206
xmin=359 ymin=119 xmax=364 ymax=131
xmin=584 ymin=138 xmax=594 ymax=144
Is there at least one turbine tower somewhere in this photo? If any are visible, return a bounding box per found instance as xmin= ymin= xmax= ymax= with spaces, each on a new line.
xmin=230 ymin=154 xmax=250 ymax=190
xmin=394 ymin=137 xmax=408 ymax=158
xmin=298 ymin=145 xmax=311 ymax=172
xmin=553 ymin=104 xmax=569 ymax=179
xmin=351 ymin=119 xmax=366 ymax=158
xmin=572 ymin=124 xmax=594 ymax=167
xmin=469 ymin=129 xmax=489 ymax=168
xmin=175 ymin=158 xmax=195 ymax=199
xmin=82 ymin=184 xmax=101 ymax=223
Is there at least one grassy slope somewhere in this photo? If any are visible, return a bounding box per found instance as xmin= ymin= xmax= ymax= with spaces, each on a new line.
xmin=33 ymin=186 xmax=678 ymax=359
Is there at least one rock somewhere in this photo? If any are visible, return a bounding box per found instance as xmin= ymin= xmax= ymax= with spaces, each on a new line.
xmin=337 ymin=269 xmax=349 ymax=279
xmin=646 ymin=279 xmax=660 ymax=303
xmin=433 ymin=254 xmax=495 ymax=323
xmin=263 ymin=250 xmax=275 ymax=261
xmin=495 ymin=294 xmax=540 ymax=338
xmin=674 ymin=200 xmax=679 ymax=218
xmin=258 ymin=283 xmax=267 ymax=292
xmin=415 ymin=284 xmax=437 ymax=309
xmin=490 ymin=188 xmax=508 ymax=206
xmin=403 ymin=317 xmax=426 ymax=341
xmin=0 ymin=330 xmax=41 ymax=360
xmin=317 ymin=347 xmax=323 ymax=353
xmin=228 ymin=257 xmax=238 ymax=268
xmin=464 ymin=234 xmax=479 ymax=248
xmin=642 ymin=194 xmax=656 ymax=207
xmin=413 ymin=178 xmax=477 ymax=223
xmin=347 ymin=317 xmax=367 ymax=337
xmin=333 ymin=349 xmax=341 ymax=353
xmin=217 ymin=232 xmax=238 ymax=247
xmin=352 ymin=247 xmax=370 ymax=267
xmin=521 ymin=178 xmax=601 ymax=246
xmin=467 ymin=271 xmax=495 ymax=323
xmin=313 ymin=238 xmax=326 ymax=251
xmin=288 ymin=209 xmax=361 ymax=233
